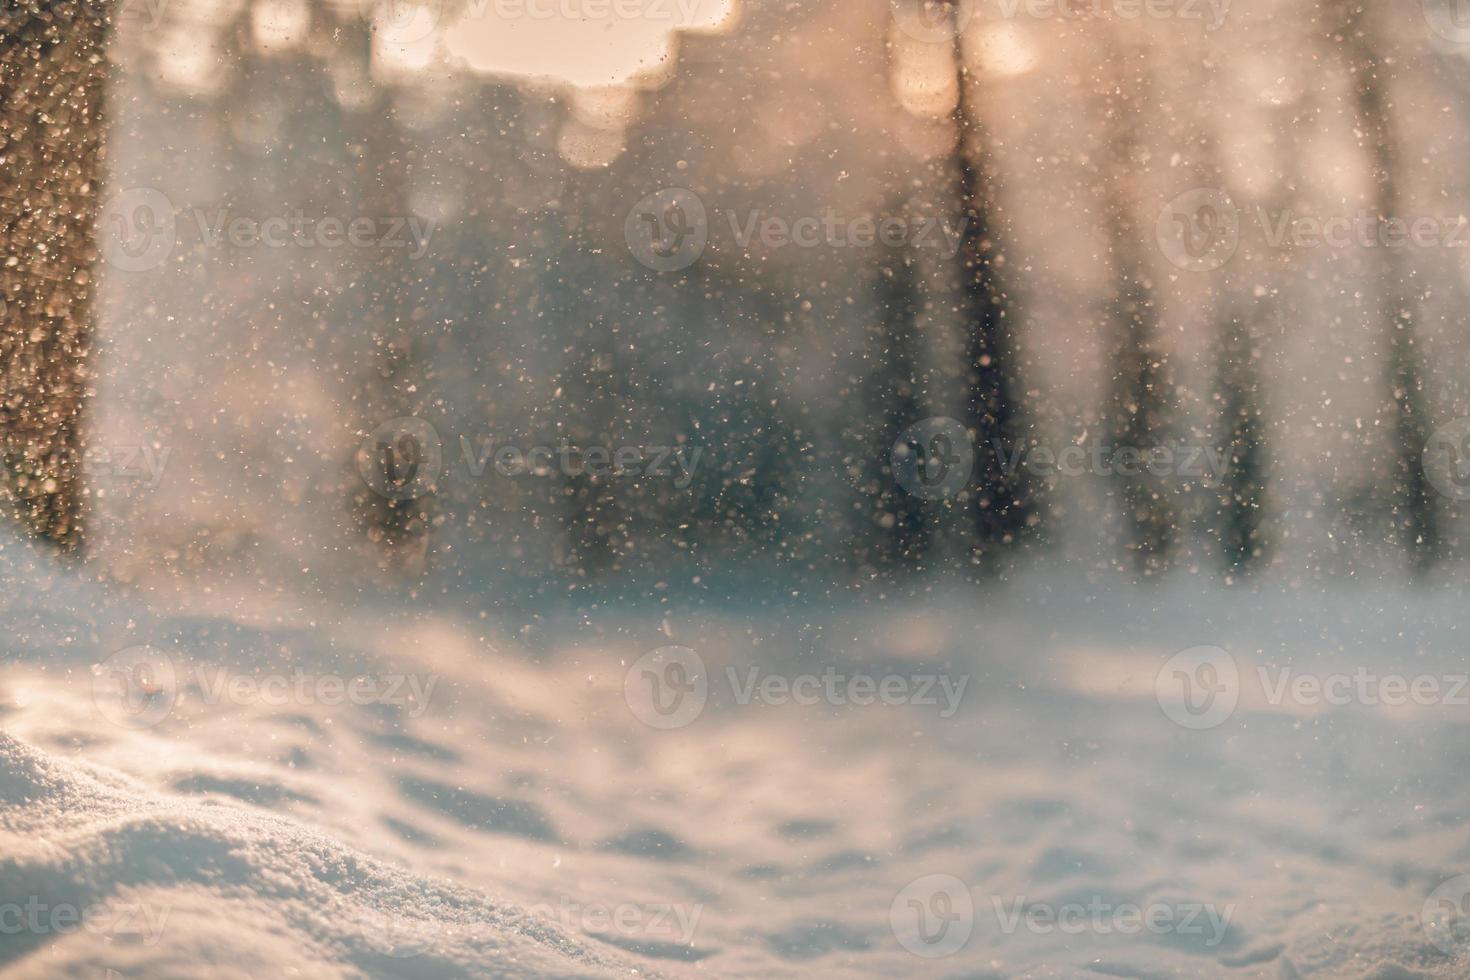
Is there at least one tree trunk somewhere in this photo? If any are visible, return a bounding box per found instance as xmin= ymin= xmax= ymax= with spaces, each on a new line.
xmin=341 ymin=22 xmax=434 ymax=573
xmin=0 ymin=0 xmax=109 ymax=548
xmin=553 ymin=169 xmax=622 ymax=577
xmin=949 ymin=5 xmax=1033 ymax=572
xmin=855 ymin=251 xmax=930 ymax=572
xmin=1332 ymin=0 xmax=1440 ymax=572
xmin=1214 ymin=300 xmax=1270 ymax=571
xmin=1100 ymin=40 xmax=1176 ymax=577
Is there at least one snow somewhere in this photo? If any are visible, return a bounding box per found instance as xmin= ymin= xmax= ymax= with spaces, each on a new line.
xmin=5 ymin=4 xmax=1470 ymax=977
xmin=2 ymin=527 xmax=1468 ymax=978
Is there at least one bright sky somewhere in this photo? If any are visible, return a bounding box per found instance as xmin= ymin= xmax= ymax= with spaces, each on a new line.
xmin=397 ymin=0 xmax=737 ymax=87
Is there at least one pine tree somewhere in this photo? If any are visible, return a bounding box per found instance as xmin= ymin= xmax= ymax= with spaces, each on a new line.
xmin=1214 ymin=304 xmax=1269 ymax=571
xmin=551 ymin=169 xmax=621 ymax=577
xmin=948 ymin=3 xmax=1033 ymax=571
xmin=340 ymin=17 xmax=433 ymax=569
xmin=855 ymin=253 xmax=930 ymax=571
xmin=1100 ymin=41 xmax=1176 ymax=576
xmin=1331 ymin=0 xmax=1440 ymax=572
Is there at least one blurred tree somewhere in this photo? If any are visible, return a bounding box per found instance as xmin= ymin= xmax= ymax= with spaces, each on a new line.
xmin=948 ymin=1 xmax=1034 ymax=572
xmin=1203 ymin=101 xmax=1291 ymax=576
xmin=338 ymin=16 xmax=435 ymax=572
xmin=852 ymin=252 xmax=930 ymax=572
xmin=1100 ymin=40 xmax=1176 ymax=577
xmin=1213 ymin=303 xmax=1270 ymax=572
xmin=1332 ymin=0 xmax=1440 ymax=572
xmin=546 ymin=167 xmax=626 ymax=576
xmin=677 ymin=365 xmax=802 ymax=563
xmin=0 ymin=0 xmax=108 ymax=548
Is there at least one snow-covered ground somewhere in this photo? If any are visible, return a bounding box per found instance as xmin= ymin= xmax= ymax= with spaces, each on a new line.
xmin=2 ymin=526 xmax=1468 ymax=979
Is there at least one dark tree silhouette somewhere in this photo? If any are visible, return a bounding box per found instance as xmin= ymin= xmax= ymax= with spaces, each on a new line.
xmin=551 ymin=170 xmax=622 ymax=577
xmin=1202 ymin=105 xmax=1291 ymax=575
xmin=948 ymin=3 xmax=1034 ymax=571
xmin=1100 ymin=41 xmax=1176 ymax=576
xmin=1213 ymin=302 xmax=1270 ymax=571
xmin=1332 ymin=0 xmax=1440 ymax=572
xmin=853 ymin=252 xmax=930 ymax=571
xmin=0 ymin=0 xmax=108 ymax=548
xmin=339 ymin=19 xmax=434 ymax=571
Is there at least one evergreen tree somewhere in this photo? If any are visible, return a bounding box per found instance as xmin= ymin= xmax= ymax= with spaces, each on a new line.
xmin=1213 ymin=303 xmax=1270 ymax=571
xmin=340 ymin=18 xmax=433 ymax=570
xmin=551 ymin=170 xmax=622 ymax=577
xmin=854 ymin=253 xmax=930 ymax=571
xmin=948 ymin=3 xmax=1034 ymax=571
xmin=1100 ymin=40 xmax=1176 ymax=576
xmin=1331 ymin=0 xmax=1440 ymax=572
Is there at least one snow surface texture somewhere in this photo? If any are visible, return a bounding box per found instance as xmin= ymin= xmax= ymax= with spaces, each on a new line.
xmin=2 ymin=527 xmax=1468 ymax=978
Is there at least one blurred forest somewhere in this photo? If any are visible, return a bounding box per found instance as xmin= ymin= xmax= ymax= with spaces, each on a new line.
xmin=5 ymin=0 xmax=1470 ymax=611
